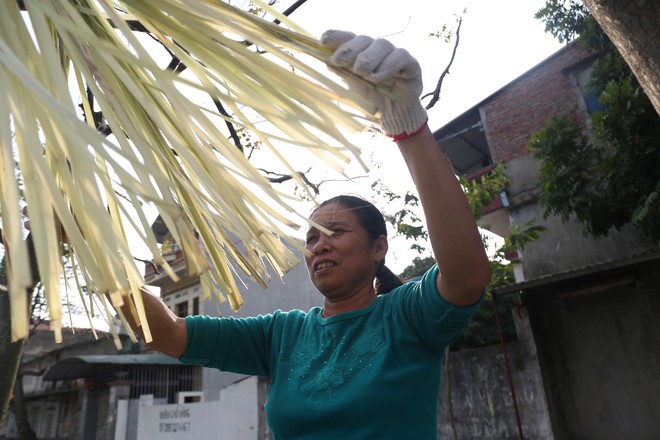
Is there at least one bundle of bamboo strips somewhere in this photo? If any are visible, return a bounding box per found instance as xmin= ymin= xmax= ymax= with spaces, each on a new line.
xmin=0 ymin=0 xmax=375 ymax=346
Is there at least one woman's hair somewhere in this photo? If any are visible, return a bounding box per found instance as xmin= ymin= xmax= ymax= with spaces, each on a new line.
xmin=314 ymin=195 xmax=403 ymax=294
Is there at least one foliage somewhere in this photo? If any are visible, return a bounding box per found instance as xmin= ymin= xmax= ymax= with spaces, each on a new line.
xmin=496 ymin=222 xmax=545 ymax=264
xmin=371 ymin=180 xmax=428 ymax=254
xmin=531 ymin=1 xmax=660 ymax=241
xmin=391 ymin=165 xmax=544 ymax=350
xmin=535 ymin=0 xmax=589 ymax=43
xmin=451 ymin=292 xmax=518 ymax=351
xmin=428 ymin=9 xmax=466 ymax=43
xmin=399 ymin=256 xmax=435 ymax=281
xmin=374 ymin=163 xmax=512 ymax=256
xmin=459 ymin=163 xmax=509 ymax=221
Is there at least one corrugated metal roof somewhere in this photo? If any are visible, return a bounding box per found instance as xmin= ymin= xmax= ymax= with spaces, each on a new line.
xmin=43 ymin=353 xmax=180 ymax=381
xmin=493 ymin=249 xmax=660 ymax=295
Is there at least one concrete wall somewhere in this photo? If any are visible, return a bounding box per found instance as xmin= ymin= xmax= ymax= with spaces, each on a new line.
xmin=207 ymin=250 xmax=321 ymax=318
xmin=504 ymin=154 xmax=657 ymax=280
xmin=438 ymin=307 xmax=554 ymax=439
xmin=525 ymin=259 xmax=660 ymax=440
xmin=135 ymin=377 xmax=260 ymax=440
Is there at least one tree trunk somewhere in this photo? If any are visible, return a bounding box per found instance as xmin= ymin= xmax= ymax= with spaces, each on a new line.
xmin=582 ymin=0 xmax=660 ymax=116
xmin=12 ymin=374 xmax=38 ymax=440
xmin=0 ymin=233 xmax=39 ymax=427
xmin=0 ymin=290 xmax=27 ymax=428
xmin=443 ymin=347 xmax=459 ymax=440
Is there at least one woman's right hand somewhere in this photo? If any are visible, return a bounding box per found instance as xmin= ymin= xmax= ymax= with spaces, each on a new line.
xmin=320 ymin=30 xmax=428 ymax=140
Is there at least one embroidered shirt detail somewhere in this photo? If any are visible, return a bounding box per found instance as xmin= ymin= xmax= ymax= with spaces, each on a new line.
xmin=281 ymin=326 xmax=387 ymax=410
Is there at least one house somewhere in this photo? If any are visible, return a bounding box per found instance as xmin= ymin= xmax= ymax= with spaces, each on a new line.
xmin=14 ymin=329 xmax=260 ymax=440
xmin=0 ymin=322 xmax=134 ymax=439
xmin=436 ymin=39 xmax=660 ymax=439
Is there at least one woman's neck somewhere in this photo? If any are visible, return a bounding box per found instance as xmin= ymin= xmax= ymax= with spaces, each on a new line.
xmin=322 ymin=288 xmax=376 ymax=317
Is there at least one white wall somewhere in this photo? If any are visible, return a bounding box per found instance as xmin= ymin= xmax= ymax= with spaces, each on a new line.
xmin=136 ymin=377 xmax=259 ymax=440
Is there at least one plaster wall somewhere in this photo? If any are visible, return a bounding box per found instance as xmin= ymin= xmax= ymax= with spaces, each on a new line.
xmin=527 ymin=262 xmax=660 ymax=439
xmin=135 ymin=377 xmax=260 ymax=440
xmin=437 ymin=307 xmax=554 ymax=439
xmin=504 ymin=154 xmax=657 ymax=280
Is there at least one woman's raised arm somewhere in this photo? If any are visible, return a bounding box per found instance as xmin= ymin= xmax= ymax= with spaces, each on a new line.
xmin=321 ymin=30 xmax=490 ymax=305
xmin=396 ymin=127 xmax=490 ymax=305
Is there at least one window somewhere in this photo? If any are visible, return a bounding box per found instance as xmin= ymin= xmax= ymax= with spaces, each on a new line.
xmin=192 ymin=297 xmax=199 ymax=316
xmin=574 ymin=64 xmax=604 ymax=114
xmin=177 ymin=391 xmax=203 ymax=404
xmin=40 ymin=406 xmax=57 ymax=438
xmin=175 ymin=301 xmax=188 ymax=317
xmin=130 ymin=365 xmax=202 ymax=404
xmin=434 ymin=108 xmax=492 ymax=175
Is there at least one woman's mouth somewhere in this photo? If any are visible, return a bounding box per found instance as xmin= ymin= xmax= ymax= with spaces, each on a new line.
xmin=315 ymin=261 xmax=337 ymax=272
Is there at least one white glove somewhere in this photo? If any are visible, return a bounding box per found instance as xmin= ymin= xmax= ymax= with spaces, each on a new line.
xmin=321 ymin=30 xmax=428 ymax=140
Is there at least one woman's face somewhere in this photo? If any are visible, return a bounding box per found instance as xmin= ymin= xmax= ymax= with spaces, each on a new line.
xmin=304 ymin=202 xmax=387 ymax=300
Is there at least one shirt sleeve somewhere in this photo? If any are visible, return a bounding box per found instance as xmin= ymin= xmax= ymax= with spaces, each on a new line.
xmin=178 ymin=313 xmax=279 ymax=376
xmin=391 ymin=264 xmax=483 ymax=354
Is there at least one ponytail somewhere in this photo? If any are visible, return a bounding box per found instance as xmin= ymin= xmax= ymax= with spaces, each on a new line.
xmin=375 ymin=263 xmax=403 ymax=295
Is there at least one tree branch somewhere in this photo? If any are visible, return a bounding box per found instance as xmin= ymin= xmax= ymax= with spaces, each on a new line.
xmin=259 ymin=169 xmax=321 ymax=195
xmin=134 ymin=257 xmax=161 ymax=275
xmin=422 ymin=16 xmax=463 ymax=110
xmin=212 ymin=99 xmax=244 ymax=151
xmin=275 ymin=0 xmax=309 ymax=25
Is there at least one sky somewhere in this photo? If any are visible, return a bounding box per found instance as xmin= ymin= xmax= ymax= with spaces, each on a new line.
xmin=289 ymin=0 xmax=563 ymax=128
xmin=248 ymin=0 xmax=565 ymax=272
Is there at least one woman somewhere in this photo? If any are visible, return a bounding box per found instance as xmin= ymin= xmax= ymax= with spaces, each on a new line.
xmin=136 ymin=30 xmax=490 ymax=439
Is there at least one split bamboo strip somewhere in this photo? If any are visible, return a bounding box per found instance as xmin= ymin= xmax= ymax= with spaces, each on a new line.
xmin=1 ymin=0 xmax=382 ymax=343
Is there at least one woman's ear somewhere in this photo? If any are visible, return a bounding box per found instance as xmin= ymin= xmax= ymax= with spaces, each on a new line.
xmin=374 ymin=235 xmax=388 ymax=261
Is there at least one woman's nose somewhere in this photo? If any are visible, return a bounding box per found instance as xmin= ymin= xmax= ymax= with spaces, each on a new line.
xmin=313 ymin=234 xmax=330 ymax=254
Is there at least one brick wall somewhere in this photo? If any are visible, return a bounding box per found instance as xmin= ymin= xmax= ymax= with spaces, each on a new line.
xmin=482 ymin=43 xmax=594 ymax=164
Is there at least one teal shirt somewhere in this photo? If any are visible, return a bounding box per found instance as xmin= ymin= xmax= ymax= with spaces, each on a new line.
xmin=180 ymin=265 xmax=481 ymax=439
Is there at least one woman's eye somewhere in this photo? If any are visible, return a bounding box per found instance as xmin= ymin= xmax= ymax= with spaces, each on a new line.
xmin=305 ymin=236 xmax=317 ymax=245
xmin=306 ymin=229 xmax=347 ymax=245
